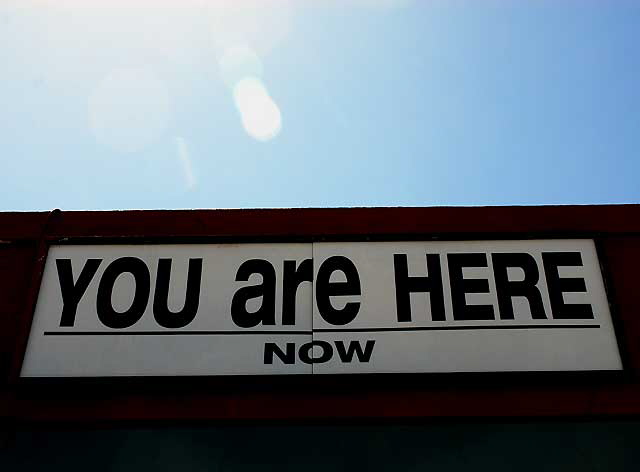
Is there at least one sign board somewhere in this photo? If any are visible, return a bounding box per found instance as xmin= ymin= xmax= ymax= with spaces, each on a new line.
xmin=20 ymin=240 xmax=623 ymax=377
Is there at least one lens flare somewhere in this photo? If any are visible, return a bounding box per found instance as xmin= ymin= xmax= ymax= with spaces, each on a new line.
xmin=218 ymin=45 xmax=263 ymax=89
xmin=208 ymin=0 xmax=293 ymax=55
xmin=233 ymin=77 xmax=282 ymax=142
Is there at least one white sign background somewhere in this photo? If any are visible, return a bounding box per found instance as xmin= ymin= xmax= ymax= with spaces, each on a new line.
xmin=20 ymin=240 xmax=623 ymax=377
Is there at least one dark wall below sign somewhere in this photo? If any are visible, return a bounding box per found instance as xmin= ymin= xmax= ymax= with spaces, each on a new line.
xmin=2 ymin=422 xmax=639 ymax=471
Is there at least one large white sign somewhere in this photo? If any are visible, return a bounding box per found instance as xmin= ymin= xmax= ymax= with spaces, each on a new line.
xmin=20 ymin=240 xmax=622 ymax=377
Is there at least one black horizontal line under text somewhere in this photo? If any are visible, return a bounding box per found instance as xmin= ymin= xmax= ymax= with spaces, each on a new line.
xmin=44 ymin=324 xmax=600 ymax=336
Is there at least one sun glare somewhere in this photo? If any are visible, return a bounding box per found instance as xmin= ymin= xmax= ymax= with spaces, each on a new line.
xmin=29 ymin=1 xmax=293 ymax=146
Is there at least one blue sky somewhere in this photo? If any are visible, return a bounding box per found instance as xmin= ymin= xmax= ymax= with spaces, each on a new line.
xmin=1 ymin=0 xmax=639 ymax=211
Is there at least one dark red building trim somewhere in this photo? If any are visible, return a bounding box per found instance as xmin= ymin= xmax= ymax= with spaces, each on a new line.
xmin=1 ymin=205 xmax=639 ymax=423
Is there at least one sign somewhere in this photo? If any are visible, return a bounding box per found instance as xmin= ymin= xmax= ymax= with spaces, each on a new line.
xmin=20 ymin=240 xmax=622 ymax=377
